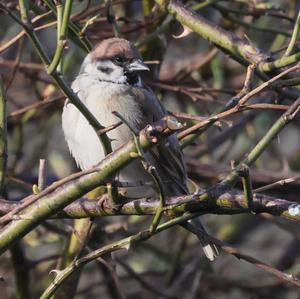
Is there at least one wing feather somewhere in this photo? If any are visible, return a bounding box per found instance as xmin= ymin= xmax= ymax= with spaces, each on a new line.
xmin=130 ymin=87 xmax=188 ymax=196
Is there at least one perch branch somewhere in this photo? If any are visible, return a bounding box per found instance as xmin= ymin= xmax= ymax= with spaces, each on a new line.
xmin=0 ymin=117 xmax=181 ymax=255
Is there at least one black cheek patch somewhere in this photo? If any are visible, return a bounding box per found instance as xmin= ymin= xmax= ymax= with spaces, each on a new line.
xmin=97 ymin=66 xmax=113 ymax=74
xmin=125 ymin=72 xmax=138 ymax=85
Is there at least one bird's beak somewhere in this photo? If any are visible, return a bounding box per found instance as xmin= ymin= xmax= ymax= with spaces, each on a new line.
xmin=126 ymin=59 xmax=150 ymax=73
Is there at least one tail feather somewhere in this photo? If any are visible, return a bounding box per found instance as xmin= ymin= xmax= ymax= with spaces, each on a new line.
xmin=181 ymin=218 xmax=219 ymax=261
xmin=199 ymin=239 xmax=219 ymax=262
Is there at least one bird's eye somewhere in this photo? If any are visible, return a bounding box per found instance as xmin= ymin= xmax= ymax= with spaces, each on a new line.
xmin=113 ymin=56 xmax=123 ymax=64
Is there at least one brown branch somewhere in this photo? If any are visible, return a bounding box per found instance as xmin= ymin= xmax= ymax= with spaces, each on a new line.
xmin=0 ymin=116 xmax=182 ymax=255
xmin=186 ymin=160 xmax=300 ymax=191
xmin=254 ymin=176 xmax=300 ymax=193
xmin=8 ymin=96 xmax=64 ymax=123
xmin=204 ymin=232 xmax=300 ymax=287
xmin=0 ymin=185 xmax=298 ymax=222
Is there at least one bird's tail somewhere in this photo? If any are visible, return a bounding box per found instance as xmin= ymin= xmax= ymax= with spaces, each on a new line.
xmin=182 ymin=218 xmax=219 ymax=261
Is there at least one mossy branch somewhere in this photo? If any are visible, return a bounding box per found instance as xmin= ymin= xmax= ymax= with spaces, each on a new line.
xmin=0 ymin=117 xmax=181 ymax=255
xmin=1 ymin=186 xmax=298 ymax=221
xmin=155 ymin=0 xmax=300 ymax=73
xmin=155 ymin=0 xmax=269 ymax=64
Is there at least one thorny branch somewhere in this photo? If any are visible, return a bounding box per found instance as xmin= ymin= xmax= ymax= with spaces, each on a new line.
xmin=0 ymin=116 xmax=183 ymax=255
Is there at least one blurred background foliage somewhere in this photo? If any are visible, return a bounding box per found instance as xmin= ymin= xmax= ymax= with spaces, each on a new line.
xmin=0 ymin=0 xmax=300 ymax=298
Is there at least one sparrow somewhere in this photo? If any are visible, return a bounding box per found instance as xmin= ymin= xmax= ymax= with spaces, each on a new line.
xmin=62 ymin=38 xmax=218 ymax=261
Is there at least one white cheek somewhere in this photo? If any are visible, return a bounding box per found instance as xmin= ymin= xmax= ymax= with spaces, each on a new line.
xmin=79 ymin=57 xmax=128 ymax=84
xmin=95 ymin=60 xmax=127 ymax=83
xmin=85 ymin=63 xmax=98 ymax=74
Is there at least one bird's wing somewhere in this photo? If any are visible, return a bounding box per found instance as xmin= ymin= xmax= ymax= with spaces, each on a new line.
xmin=129 ymin=87 xmax=188 ymax=196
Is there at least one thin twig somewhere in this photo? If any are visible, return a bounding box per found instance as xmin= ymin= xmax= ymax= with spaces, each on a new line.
xmin=117 ymin=258 xmax=178 ymax=299
xmin=223 ymin=98 xmax=300 ymax=186
xmin=0 ymin=10 xmax=52 ymax=53
xmin=5 ymin=37 xmax=24 ymax=91
xmin=254 ymin=176 xmax=300 ymax=193
xmin=225 ymin=64 xmax=255 ymax=109
xmin=178 ymin=64 xmax=300 ymax=141
xmin=237 ymin=63 xmax=300 ymax=108
xmin=40 ymin=210 xmax=300 ymax=298
xmin=38 ymin=159 xmax=46 ymax=192
xmin=284 ymin=10 xmax=300 ymax=57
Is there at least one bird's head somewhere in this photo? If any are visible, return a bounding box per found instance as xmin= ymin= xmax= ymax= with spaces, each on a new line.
xmin=80 ymin=38 xmax=149 ymax=86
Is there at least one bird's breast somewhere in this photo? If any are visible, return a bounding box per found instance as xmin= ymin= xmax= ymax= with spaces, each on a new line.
xmin=62 ymin=81 xmax=144 ymax=170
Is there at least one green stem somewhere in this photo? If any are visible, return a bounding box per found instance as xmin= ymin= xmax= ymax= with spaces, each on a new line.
xmin=57 ymin=4 xmax=63 ymax=73
xmin=1 ymin=185 xmax=299 ymax=221
xmin=148 ymin=166 xmax=166 ymax=233
xmin=54 ymin=75 xmax=112 ymax=155
xmin=113 ymin=110 xmax=166 ymax=227
xmin=18 ymin=0 xmax=29 ymax=24
xmin=0 ymin=77 xmax=7 ymax=194
xmin=223 ymin=98 xmax=300 ymax=186
xmin=47 ymin=0 xmax=72 ymax=74
xmin=48 ymin=2 xmax=63 ymax=74
xmin=284 ymin=10 xmax=300 ymax=57
xmin=53 ymin=218 xmax=91 ymax=299
xmin=42 ymin=0 xmax=92 ymax=52
xmin=259 ymin=52 xmax=300 ymax=72
xmin=79 ymin=14 xmax=100 ymax=37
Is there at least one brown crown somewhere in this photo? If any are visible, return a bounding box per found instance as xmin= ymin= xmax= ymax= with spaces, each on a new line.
xmin=90 ymin=38 xmax=140 ymax=61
